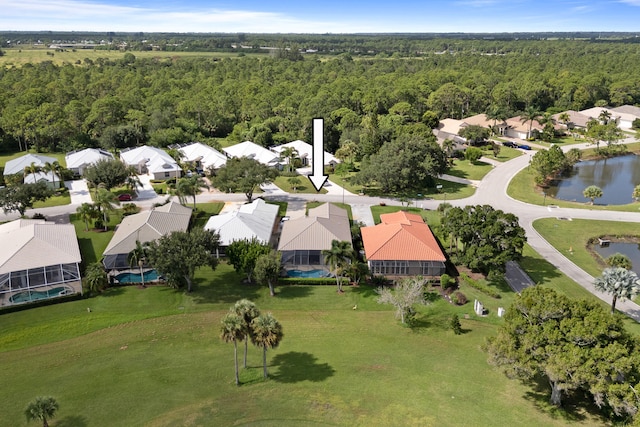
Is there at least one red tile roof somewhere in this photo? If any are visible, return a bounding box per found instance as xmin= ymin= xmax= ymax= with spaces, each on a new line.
xmin=361 ymin=211 xmax=446 ymax=262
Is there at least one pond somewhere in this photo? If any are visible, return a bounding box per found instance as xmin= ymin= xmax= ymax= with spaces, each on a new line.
xmin=545 ymin=154 xmax=640 ymax=205
xmin=592 ymin=242 xmax=640 ymax=276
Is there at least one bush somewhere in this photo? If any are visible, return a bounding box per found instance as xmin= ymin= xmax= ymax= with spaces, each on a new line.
xmin=450 ymin=314 xmax=462 ymax=335
xmin=440 ymin=273 xmax=454 ymax=290
xmin=278 ymin=277 xmax=349 ymax=286
xmin=32 ymin=212 xmax=46 ymax=220
xmin=453 ymin=291 xmax=467 ymax=305
xmin=460 ymin=272 xmax=501 ymax=299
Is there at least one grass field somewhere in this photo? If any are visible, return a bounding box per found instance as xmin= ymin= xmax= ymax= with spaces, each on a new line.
xmin=0 ymin=48 xmax=264 ymax=67
xmin=447 ymin=159 xmax=494 ymax=181
xmin=0 ymin=259 xmax=611 ymax=427
xmin=274 ymin=175 xmax=328 ymax=194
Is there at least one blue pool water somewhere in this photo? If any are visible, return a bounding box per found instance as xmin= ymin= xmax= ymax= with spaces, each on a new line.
xmin=286 ymin=269 xmax=330 ymax=278
xmin=10 ymin=287 xmax=71 ymax=303
xmin=115 ymin=270 xmax=160 ymax=284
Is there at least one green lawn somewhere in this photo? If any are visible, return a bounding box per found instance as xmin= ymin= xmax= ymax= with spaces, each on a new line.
xmin=0 ymin=261 xmax=609 ymax=426
xmin=70 ymin=211 xmax=121 ymax=267
xmin=32 ymin=191 xmax=71 ymax=209
xmin=447 ymin=159 xmax=494 ymax=181
xmin=191 ymin=201 xmax=226 ymax=228
xmin=532 ymin=218 xmax=640 ymax=278
xmin=370 ymin=205 xmax=441 ymax=227
xmin=482 ymin=145 xmax=522 ymax=162
xmin=273 ymin=175 xmax=328 ymax=194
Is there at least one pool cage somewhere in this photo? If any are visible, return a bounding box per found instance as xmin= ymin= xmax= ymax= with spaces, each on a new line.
xmin=0 ymin=263 xmax=82 ymax=306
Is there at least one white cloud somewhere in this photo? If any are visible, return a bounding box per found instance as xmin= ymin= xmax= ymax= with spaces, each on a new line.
xmin=0 ymin=0 xmax=360 ymax=33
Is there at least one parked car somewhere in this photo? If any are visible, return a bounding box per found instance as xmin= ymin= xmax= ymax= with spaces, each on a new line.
xmin=502 ymin=141 xmax=517 ymax=148
xmin=117 ymin=193 xmax=133 ymax=201
xmin=517 ymin=144 xmax=532 ymax=150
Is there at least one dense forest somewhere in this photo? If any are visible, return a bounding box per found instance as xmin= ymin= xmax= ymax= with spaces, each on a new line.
xmin=1 ymin=36 xmax=640 ymax=159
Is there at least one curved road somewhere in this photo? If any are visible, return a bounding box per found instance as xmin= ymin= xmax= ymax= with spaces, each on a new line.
xmin=3 ymin=143 xmax=640 ymax=320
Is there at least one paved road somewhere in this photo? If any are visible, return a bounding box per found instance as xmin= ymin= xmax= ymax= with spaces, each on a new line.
xmin=4 ymin=140 xmax=640 ymax=320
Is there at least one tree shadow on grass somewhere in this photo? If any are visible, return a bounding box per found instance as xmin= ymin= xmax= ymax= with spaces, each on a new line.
xmin=275 ymin=285 xmax=312 ymax=299
xmin=349 ymin=284 xmax=378 ymax=299
xmin=518 ymin=254 xmax=562 ymax=285
xmin=56 ymin=415 xmax=88 ymax=427
xmin=521 ymin=376 xmax=610 ymax=424
xmin=271 ymin=351 xmax=335 ymax=383
xmin=190 ymin=268 xmax=260 ymax=305
xmin=99 ymin=286 xmax=125 ymax=297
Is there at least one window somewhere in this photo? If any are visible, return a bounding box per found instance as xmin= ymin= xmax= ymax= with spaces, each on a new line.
xmin=164 ymin=172 xmax=170 ymax=178
xmin=370 ymin=261 xmax=407 ymax=275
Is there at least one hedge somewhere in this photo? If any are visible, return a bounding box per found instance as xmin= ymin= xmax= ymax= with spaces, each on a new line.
xmin=278 ymin=277 xmax=349 ymax=286
xmin=459 ymin=272 xmax=501 ymax=299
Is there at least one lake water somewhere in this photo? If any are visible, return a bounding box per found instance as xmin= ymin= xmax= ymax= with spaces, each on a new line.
xmin=545 ymin=154 xmax=640 ymax=205
xmin=592 ymin=242 xmax=640 ymax=276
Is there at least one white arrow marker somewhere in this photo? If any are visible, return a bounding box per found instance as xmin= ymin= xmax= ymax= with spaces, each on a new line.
xmin=308 ymin=118 xmax=328 ymax=192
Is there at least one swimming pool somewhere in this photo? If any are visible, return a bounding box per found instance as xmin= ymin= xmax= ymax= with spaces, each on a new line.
xmin=286 ymin=269 xmax=330 ymax=278
xmin=115 ymin=270 xmax=161 ymax=284
xmin=9 ymin=287 xmax=72 ymax=303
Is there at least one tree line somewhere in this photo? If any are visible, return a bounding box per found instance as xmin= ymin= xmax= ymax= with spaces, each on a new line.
xmin=2 ymin=39 xmax=640 ymax=159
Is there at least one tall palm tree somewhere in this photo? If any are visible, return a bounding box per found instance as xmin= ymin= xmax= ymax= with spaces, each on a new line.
xmin=251 ymin=313 xmax=284 ymax=379
xmin=485 ymin=105 xmax=507 ymax=136
xmin=76 ymin=202 xmax=98 ymax=231
xmin=232 ymin=299 xmax=261 ymax=368
xmin=594 ymin=267 xmax=640 ymax=314
xmin=220 ymin=312 xmax=246 ymax=386
xmin=558 ymin=112 xmax=571 ymax=130
xmin=125 ymin=166 xmax=143 ymax=194
xmin=24 ymin=396 xmax=59 ymax=427
xmin=128 ymin=240 xmax=149 ymax=287
xmin=93 ymin=188 xmax=120 ymax=231
xmin=279 ymin=146 xmax=299 ymax=172
xmin=322 ymin=239 xmax=355 ymax=293
xmin=23 ymin=161 xmax=41 ymax=182
xmin=520 ymin=106 xmax=542 ymax=140
xmin=175 ymin=175 xmax=209 ymax=209
xmin=598 ymin=109 xmax=612 ymax=125
xmin=42 ymin=160 xmax=63 ymax=189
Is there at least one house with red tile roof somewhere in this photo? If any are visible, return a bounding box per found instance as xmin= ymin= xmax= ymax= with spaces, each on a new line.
xmin=361 ymin=211 xmax=446 ymax=277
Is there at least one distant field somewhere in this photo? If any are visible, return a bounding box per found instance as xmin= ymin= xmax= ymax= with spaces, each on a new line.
xmin=0 ymin=47 xmax=264 ymax=66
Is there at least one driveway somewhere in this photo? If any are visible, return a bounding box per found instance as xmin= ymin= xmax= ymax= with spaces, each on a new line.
xmin=66 ymin=179 xmax=93 ymax=205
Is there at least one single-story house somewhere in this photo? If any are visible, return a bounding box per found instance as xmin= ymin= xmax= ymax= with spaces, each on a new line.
xmin=580 ymin=107 xmax=637 ymax=129
xmin=222 ymin=141 xmax=281 ymax=167
xmin=361 ymin=211 xmax=446 ymax=277
xmin=65 ymin=148 xmax=114 ymax=176
xmin=204 ymin=198 xmax=279 ymax=257
xmin=23 ymin=171 xmax=62 ymax=189
xmin=0 ymin=219 xmax=82 ymax=306
xmin=102 ymin=201 xmax=192 ymax=271
xmin=505 ymin=116 xmax=546 ymax=140
xmin=3 ymin=153 xmax=57 ymax=177
xmin=433 ymin=118 xmax=467 ymax=149
xmin=271 ymin=140 xmax=340 ymax=168
xmin=120 ymin=146 xmax=182 ymax=180
xmin=551 ymin=110 xmax=591 ymax=131
xmin=462 ymin=113 xmax=509 ymax=136
xmin=278 ymin=203 xmax=352 ymax=273
xmin=176 ymin=142 xmax=227 ymax=173
xmin=611 ymin=105 xmax=640 ymax=123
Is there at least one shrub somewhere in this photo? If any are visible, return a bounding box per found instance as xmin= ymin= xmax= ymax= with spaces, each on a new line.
xmin=453 ymin=291 xmax=467 ymax=305
xmin=278 ymin=277 xmax=349 ymax=286
xmin=450 ymin=314 xmax=462 ymax=335
xmin=32 ymin=212 xmax=46 ymax=220
xmin=440 ymin=273 xmax=454 ymax=289
xmin=460 ymin=272 xmax=501 ymax=299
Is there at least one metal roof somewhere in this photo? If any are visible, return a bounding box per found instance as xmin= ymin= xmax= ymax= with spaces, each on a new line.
xmin=222 ymin=141 xmax=280 ymax=166
xmin=0 ymin=220 xmax=81 ymax=274
xmin=65 ymin=148 xmax=114 ymax=169
xmin=277 ymin=203 xmax=351 ymax=251
xmin=3 ymin=154 xmax=57 ymax=176
xmin=204 ymin=199 xmax=278 ymax=246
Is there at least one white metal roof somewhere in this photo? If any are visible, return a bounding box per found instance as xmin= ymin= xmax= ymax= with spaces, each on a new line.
xmin=271 ymin=140 xmax=340 ymax=165
xmin=120 ymin=146 xmax=181 ymax=175
xmin=3 ymin=154 xmax=57 ymax=176
xmin=102 ymin=202 xmax=192 ymax=256
xmin=65 ymin=148 xmax=114 ymax=169
xmin=222 ymin=141 xmax=280 ymax=166
xmin=178 ymin=142 xmax=227 ymax=170
xmin=0 ymin=220 xmax=81 ymax=274
xmin=204 ymin=198 xmax=278 ymax=246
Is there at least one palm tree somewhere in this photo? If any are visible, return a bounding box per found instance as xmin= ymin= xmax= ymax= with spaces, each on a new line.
xmin=83 ymin=262 xmax=108 ymax=293
xmin=175 ymin=175 xmax=209 ymax=209
xmin=76 ymin=202 xmax=98 ymax=231
xmin=606 ymin=253 xmax=632 ymax=270
xmin=251 ymin=313 xmax=284 ymax=379
xmin=442 ymin=139 xmax=455 ymax=159
xmin=279 ymin=146 xmax=299 ymax=172
xmin=558 ymin=112 xmax=571 ymax=131
xmin=322 ymin=239 xmax=355 ymax=293
xmin=23 ymin=161 xmax=41 ymax=182
xmin=125 ymin=166 xmax=143 ymax=194
xmin=287 ymin=176 xmax=301 ymax=192
xmin=24 ymin=396 xmax=59 ymax=427
xmin=128 ymin=240 xmax=148 ymax=287
xmin=232 ymin=299 xmax=261 ymax=369
xmin=220 ymin=312 xmax=246 ymax=386
xmin=94 ymin=188 xmax=120 ymax=231
xmin=520 ymin=106 xmax=542 ymax=140
xmin=594 ymin=267 xmax=640 ymax=314
xmin=598 ymin=109 xmax=612 ymax=125
xmin=485 ymin=105 xmax=507 ymax=136
xmin=633 ymin=184 xmax=640 ymax=202
xmin=583 ymin=185 xmax=603 ymax=205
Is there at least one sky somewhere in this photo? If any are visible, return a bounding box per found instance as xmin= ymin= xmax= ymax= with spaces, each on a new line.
xmin=1 ymin=0 xmax=639 ymax=33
